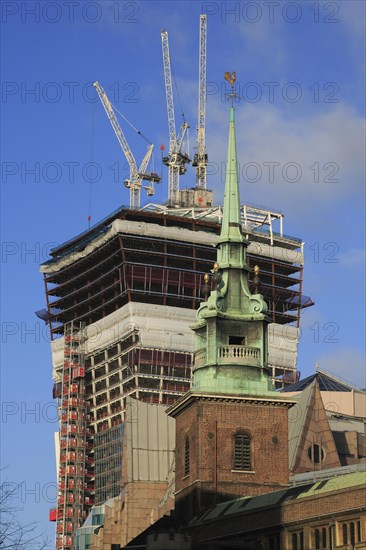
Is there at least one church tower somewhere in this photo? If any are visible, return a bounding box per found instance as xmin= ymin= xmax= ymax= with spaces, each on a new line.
xmin=167 ymin=103 xmax=296 ymax=519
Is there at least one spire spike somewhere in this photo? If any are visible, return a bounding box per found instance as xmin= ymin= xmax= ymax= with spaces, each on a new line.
xmin=219 ymin=106 xmax=243 ymax=243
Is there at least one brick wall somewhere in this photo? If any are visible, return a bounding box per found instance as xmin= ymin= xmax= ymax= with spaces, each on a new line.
xmin=175 ymin=398 xmax=290 ymax=518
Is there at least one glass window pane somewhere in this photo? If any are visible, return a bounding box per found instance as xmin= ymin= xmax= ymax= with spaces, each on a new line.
xmin=322 ymin=527 xmax=327 ymax=548
xmin=350 ymin=522 xmax=355 ymax=546
xmin=300 ymin=531 xmax=304 ymax=550
xmin=315 ymin=529 xmax=320 ymax=549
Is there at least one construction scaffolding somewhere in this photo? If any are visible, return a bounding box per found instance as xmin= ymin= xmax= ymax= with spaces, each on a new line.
xmin=89 ymin=336 xmax=192 ymax=432
xmin=54 ymin=322 xmax=94 ymax=549
xmin=94 ymin=424 xmax=124 ymax=505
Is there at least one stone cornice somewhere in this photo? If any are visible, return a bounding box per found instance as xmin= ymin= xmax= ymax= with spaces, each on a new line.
xmin=166 ymin=390 xmax=297 ymax=418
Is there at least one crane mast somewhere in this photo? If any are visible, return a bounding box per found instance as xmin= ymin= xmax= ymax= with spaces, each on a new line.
xmin=193 ymin=14 xmax=208 ymax=189
xmin=161 ymin=30 xmax=190 ymax=205
xmin=94 ymin=81 xmax=160 ymax=209
xmin=161 ymin=30 xmax=177 ymax=153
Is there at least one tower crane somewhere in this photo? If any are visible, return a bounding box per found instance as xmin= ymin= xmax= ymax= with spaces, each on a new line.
xmin=94 ymin=81 xmax=160 ymax=209
xmin=192 ymin=14 xmax=208 ymax=189
xmin=161 ymin=30 xmax=191 ymax=205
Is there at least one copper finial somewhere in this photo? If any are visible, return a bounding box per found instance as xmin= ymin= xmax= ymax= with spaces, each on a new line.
xmin=253 ymin=265 xmax=261 ymax=294
xmin=212 ymin=263 xmax=222 ymax=288
xmin=201 ymin=273 xmax=211 ymax=300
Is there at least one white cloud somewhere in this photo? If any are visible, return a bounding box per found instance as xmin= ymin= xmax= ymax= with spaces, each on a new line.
xmin=205 ymin=101 xmax=365 ymax=219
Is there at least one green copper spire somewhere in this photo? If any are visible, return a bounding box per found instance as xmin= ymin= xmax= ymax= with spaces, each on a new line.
xmin=218 ymin=107 xmax=243 ymax=245
xmin=216 ymin=107 xmax=247 ymax=273
xmin=191 ymin=101 xmax=274 ymax=397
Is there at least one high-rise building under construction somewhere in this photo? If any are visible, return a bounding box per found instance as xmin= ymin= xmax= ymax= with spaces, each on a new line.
xmin=41 ymin=198 xmax=313 ymax=549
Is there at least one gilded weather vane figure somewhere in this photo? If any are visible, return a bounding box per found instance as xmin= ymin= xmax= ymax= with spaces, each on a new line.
xmin=224 ymin=71 xmax=236 ymax=87
xmin=224 ymin=71 xmax=239 ymax=105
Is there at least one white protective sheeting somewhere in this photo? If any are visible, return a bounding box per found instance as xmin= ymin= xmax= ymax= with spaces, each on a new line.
xmin=51 ymin=302 xmax=196 ymax=377
xmin=268 ymin=324 xmax=299 ymax=369
xmin=41 ymin=219 xmax=304 ymax=274
xmin=51 ymin=301 xmax=298 ymax=379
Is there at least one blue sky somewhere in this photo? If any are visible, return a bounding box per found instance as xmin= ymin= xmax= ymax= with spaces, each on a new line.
xmin=1 ymin=0 xmax=365 ymax=545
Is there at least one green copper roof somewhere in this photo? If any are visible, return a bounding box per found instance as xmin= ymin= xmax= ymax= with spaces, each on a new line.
xmin=193 ymin=469 xmax=366 ymax=524
xmin=218 ymin=107 xmax=244 ymax=245
xmin=296 ymin=470 xmax=366 ymax=499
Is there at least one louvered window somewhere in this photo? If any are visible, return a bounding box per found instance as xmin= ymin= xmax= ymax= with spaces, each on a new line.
xmin=184 ymin=436 xmax=190 ymax=477
xmin=234 ymin=431 xmax=251 ymax=470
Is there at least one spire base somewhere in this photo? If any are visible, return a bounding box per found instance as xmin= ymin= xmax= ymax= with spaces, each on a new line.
xmin=192 ymin=364 xmax=274 ymax=396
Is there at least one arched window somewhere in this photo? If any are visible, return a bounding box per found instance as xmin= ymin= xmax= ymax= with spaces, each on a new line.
xmin=184 ymin=436 xmax=190 ymax=477
xmin=357 ymin=521 xmax=361 ymax=542
xmin=234 ymin=431 xmax=251 ymax=470
xmin=321 ymin=527 xmax=327 ymax=549
xmin=342 ymin=524 xmax=348 ymax=545
xmin=350 ymin=523 xmax=355 ymax=546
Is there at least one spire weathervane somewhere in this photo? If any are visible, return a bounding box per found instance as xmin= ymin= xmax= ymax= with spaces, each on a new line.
xmin=224 ymin=71 xmax=238 ymax=105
